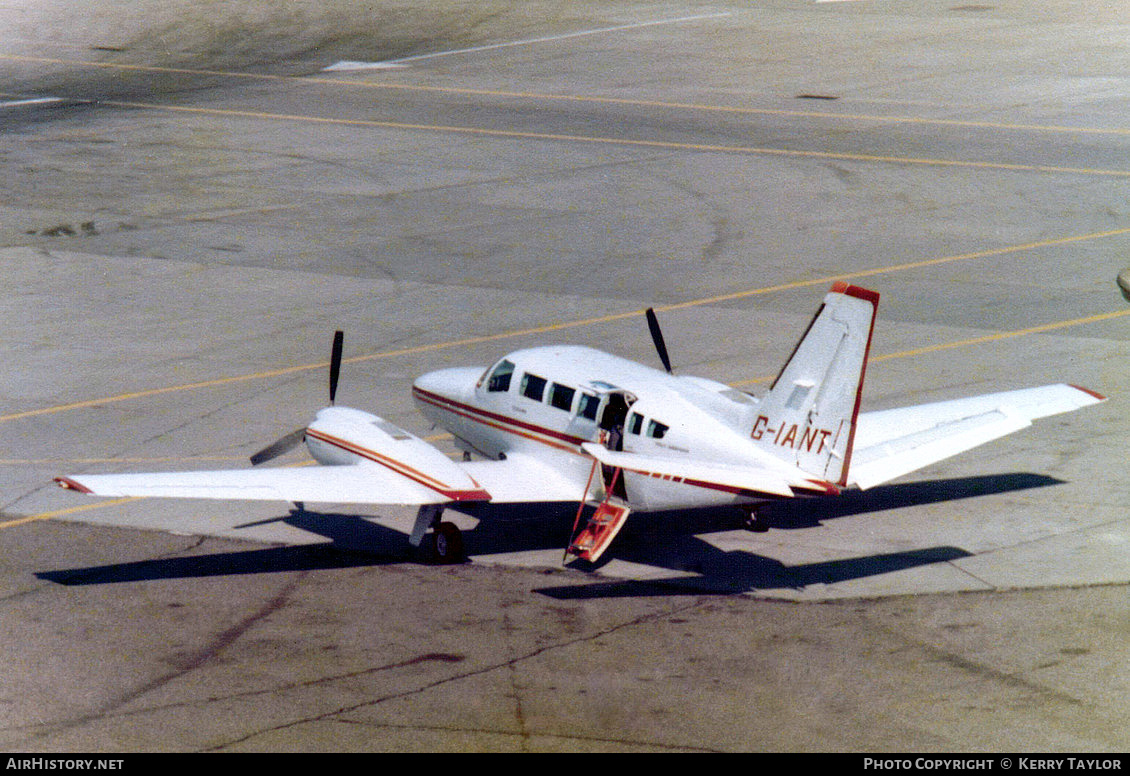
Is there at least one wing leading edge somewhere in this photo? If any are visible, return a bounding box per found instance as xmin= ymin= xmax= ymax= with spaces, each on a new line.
xmin=848 ymin=384 xmax=1105 ymax=490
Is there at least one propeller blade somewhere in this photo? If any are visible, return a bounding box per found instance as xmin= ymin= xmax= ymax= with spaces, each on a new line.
xmin=645 ymin=308 xmax=673 ymax=374
xmin=329 ymin=330 xmax=344 ymax=404
xmin=249 ymin=428 xmax=306 ymax=466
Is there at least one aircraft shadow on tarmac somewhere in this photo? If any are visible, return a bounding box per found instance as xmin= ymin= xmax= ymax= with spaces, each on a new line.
xmin=35 ymin=508 xmax=411 ymax=586
xmin=37 ymin=473 xmax=1060 ymax=593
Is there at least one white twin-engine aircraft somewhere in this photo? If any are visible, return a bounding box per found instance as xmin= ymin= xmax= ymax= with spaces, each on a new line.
xmin=56 ymin=283 xmax=1104 ymax=564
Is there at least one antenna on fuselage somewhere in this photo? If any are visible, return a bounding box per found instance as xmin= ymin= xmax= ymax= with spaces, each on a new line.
xmin=645 ymin=308 xmax=673 ymax=374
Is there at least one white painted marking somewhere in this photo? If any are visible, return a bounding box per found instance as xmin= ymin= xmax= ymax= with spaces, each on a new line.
xmin=323 ymin=12 xmax=732 ymax=71
xmin=0 ymin=96 xmax=63 ymax=108
xmin=323 ymin=61 xmax=408 ymax=72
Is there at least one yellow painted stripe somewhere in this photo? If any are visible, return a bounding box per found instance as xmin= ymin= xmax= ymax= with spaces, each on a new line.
xmin=101 ymin=100 xmax=1130 ymax=178
xmin=656 ymin=227 xmax=1130 ymax=311
xmin=870 ymin=308 xmax=1130 ymax=363
xmin=11 ymin=313 xmax=1123 ymax=528
xmin=3 ymin=227 xmax=1129 ymax=425
xmin=0 ymin=498 xmax=140 ymax=529
xmin=0 ymin=362 xmax=344 ymax=423
xmin=731 ymin=307 xmax=1130 ymax=387
xmin=3 ymin=52 xmax=1128 ymax=138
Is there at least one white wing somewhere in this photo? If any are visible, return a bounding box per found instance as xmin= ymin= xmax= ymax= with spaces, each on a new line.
xmin=56 ymin=419 xmax=586 ymax=506
xmin=57 ymin=455 xmax=587 ymax=507
xmin=848 ymin=384 xmax=1104 ymax=490
xmin=55 ymin=463 xmax=452 ymax=505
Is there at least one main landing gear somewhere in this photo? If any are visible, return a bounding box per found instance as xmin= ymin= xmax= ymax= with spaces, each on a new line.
xmin=410 ymin=504 xmax=465 ymax=564
xmin=742 ymin=507 xmax=770 ymax=533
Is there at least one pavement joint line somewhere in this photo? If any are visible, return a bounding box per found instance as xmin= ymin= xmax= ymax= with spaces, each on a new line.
xmin=3 ymin=227 xmax=1129 ymax=424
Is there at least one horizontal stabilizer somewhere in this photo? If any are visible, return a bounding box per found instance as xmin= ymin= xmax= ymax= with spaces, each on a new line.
xmin=849 ymin=384 xmax=1104 ymax=490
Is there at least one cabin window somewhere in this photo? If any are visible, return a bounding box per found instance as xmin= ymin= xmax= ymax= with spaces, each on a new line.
xmin=627 ymin=412 xmax=644 ymax=435
xmin=549 ymin=383 xmax=575 ymax=411
xmin=520 ymin=373 xmax=547 ymax=401
xmin=577 ymin=393 xmax=600 ymax=421
xmin=487 ymin=360 xmax=515 ymax=392
xmin=646 ymin=420 xmax=669 ymax=439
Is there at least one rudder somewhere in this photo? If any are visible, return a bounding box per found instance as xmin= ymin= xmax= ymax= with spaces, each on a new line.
xmin=750 ymin=283 xmax=878 ymax=485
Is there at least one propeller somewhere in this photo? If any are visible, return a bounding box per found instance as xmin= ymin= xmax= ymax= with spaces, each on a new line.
xmin=249 ymin=428 xmax=306 ymax=466
xmin=329 ymin=329 xmax=343 ymax=404
xmin=645 ymin=308 xmax=673 ymax=374
xmin=249 ymin=330 xmax=344 ymax=466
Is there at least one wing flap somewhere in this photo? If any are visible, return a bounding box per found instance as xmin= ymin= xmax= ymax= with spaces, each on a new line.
xmin=460 ymin=453 xmax=587 ymax=503
xmin=849 ymin=384 xmax=1104 ymax=490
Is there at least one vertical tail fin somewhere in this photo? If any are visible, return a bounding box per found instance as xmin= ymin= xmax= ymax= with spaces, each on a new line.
xmin=750 ymin=283 xmax=878 ymax=486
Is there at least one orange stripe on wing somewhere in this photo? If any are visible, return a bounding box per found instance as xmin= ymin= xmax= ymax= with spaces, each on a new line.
xmin=305 ymin=428 xmax=490 ymax=501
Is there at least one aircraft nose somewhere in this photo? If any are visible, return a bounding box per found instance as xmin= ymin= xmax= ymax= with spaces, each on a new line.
xmin=412 ymin=367 xmax=484 ymax=403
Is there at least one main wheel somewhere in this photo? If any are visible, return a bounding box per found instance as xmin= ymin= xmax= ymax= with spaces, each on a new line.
xmin=431 ymin=521 xmax=465 ymax=564
xmin=743 ymin=510 xmax=770 ymax=533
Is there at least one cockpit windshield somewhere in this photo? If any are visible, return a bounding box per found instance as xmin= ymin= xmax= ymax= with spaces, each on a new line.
xmin=485 ymin=359 xmax=515 ymax=392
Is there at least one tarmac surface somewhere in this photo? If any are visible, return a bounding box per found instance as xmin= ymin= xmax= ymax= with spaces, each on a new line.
xmin=2 ymin=0 xmax=1129 ymax=752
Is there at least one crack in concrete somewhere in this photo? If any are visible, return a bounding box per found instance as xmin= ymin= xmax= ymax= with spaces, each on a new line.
xmin=867 ymin=610 xmax=1087 ymax=709
xmin=202 ymin=596 xmax=708 ymax=751
xmin=10 ymin=567 xmax=305 ymax=748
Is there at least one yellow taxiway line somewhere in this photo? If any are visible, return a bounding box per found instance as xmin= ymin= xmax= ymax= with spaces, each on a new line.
xmin=3 ymin=52 xmax=1129 ymax=138
xmin=733 ymin=307 xmax=1130 ymax=386
xmin=4 ymin=53 xmax=1126 ymax=529
xmin=0 ymin=498 xmax=140 ymax=529
xmin=7 ymin=305 xmax=1124 ymax=530
xmin=99 ymin=100 xmax=1130 ymax=179
xmin=2 ymin=226 xmax=1128 ymax=426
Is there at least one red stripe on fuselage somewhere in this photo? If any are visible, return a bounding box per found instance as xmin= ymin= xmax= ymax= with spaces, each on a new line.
xmin=412 ymin=387 xmax=837 ymax=501
xmin=412 ymin=386 xmax=587 ymax=454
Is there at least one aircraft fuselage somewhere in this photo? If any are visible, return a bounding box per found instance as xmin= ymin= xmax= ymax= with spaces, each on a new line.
xmin=408 ymin=345 xmax=822 ymax=512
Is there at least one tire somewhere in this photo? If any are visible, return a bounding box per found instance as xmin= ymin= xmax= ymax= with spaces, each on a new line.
xmin=431 ymin=521 xmax=465 ymax=564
